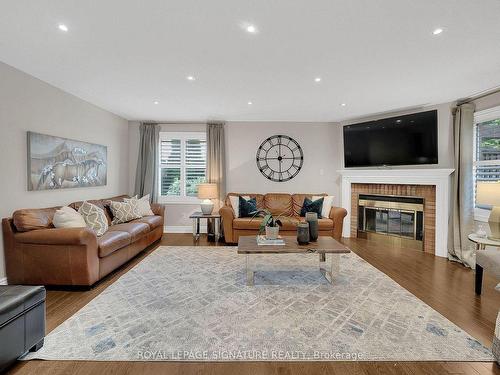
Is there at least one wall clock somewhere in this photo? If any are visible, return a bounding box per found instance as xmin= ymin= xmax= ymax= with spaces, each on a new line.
xmin=256 ymin=135 xmax=304 ymax=182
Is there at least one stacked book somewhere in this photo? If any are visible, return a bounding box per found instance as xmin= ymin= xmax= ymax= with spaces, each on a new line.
xmin=257 ymin=235 xmax=285 ymax=246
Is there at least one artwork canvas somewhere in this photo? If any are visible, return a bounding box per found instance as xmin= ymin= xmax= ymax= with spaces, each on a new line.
xmin=27 ymin=132 xmax=107 ymax=191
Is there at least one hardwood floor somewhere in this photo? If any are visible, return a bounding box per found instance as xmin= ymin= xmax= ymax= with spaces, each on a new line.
xmin=7 ymin=234 xmax=500 ymax=375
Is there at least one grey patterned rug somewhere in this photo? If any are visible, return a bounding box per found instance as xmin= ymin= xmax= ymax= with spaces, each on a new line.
xmin=24 ymin=246 xmax=492 ymax=361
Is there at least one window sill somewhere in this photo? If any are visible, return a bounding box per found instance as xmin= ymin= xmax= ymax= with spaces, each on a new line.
xmin=158 ymin=197 xmax=201 ymax=205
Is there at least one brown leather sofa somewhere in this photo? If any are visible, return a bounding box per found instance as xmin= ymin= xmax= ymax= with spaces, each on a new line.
xmin=220 ymin=193 xmax=347 ymax=243
xmin=2 ymin=195 xmax=164 ymax=287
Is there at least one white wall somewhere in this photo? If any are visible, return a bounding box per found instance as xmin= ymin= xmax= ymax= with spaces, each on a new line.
xmin=226 ymin=122 xmax=342 ymax=198
xmin=0 ymin=62 xmax=129 ymax=281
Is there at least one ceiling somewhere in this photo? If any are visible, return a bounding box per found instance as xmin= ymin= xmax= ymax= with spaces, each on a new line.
xmin=1 ymin=0 xmax=500 ymax=122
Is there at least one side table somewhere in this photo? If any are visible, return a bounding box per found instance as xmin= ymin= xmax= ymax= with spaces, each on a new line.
xmin=189 ymin=212 xmax=221 ymax=242
xmin=468 ymin=233 xmax=500 ymax=250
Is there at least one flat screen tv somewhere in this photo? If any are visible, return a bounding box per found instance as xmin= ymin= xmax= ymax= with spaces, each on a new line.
xmin=343 ymin=110 xmax=438 ymax=167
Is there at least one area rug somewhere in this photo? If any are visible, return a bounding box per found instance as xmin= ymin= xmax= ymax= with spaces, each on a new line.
xmin=24 ymin=246 xmax=492 ymax=361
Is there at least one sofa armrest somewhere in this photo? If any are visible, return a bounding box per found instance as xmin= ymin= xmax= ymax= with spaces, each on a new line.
xmin=219 ymin=205 xmax=235 ymax=243
xmin=15 ymin=227 xmax=97 ymax=247
xmin=329 ymin=206 xmax=348 ymax=241
xmin=151 ymin=203 xmax=165 ymax=219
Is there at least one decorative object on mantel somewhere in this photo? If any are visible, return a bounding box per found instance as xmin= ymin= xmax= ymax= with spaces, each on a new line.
xmin=197 ymin=183 xmax=218 ymax=215
xmin=305 ymin=212 xmax=319 ymax=241
xmin=476 ymin=181 xmax=500 ymax=240
xmin=27 ymin=131 xmax=107 ymax=191
xmin=296 ymin=222 xmax=310 ymax=244
xmin=256 ymin=135 xmax=303 ymax=182
xmin=337 ymin=168 xmax=454 ymax=258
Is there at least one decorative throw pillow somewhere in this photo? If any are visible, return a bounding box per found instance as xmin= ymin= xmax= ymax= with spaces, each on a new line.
xmin=239 ymin=196 xmax=258 ymax=217
xmin=313 ymin=195 xmax=334 ymax=219
xmin=124 ymin=194 xmax=154 ymax=216
xmin=229 ymin=195 xmax=250 ymax=218
xmin=109 ymin=200 xmax=142 ymax=224
xmin=300 ymin=197 xmax=324 ymax=218
xmin=78 ymin=201 xmax=109 ymax=236
xmin=53 ymin=206 xmax=86 ymax=228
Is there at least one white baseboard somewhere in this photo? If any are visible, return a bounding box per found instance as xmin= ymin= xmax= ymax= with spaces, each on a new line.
xmin=164 ymin=225 xmax=207 ymax=234
xmin=0 ymin=277 xmax=7 ymax=285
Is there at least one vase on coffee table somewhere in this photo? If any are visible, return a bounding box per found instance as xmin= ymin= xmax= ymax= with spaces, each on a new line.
xmin=305 ymin=212 xmax=319 ymax=241
xmin=265 ymin=225 xmax=280 ymax=240
xmin=297 ymin=222 xmax=310 ymax=245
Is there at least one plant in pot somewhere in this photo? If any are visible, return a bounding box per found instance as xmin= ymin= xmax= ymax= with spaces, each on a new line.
xmin=251 ymin=209 xmax=295 ymax=240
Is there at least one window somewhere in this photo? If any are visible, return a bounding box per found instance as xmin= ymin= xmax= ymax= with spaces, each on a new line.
xmin=159 ymin=132 xmax=206 ymax=203
xmin=474 ymin=106 xmax=500 ymax=221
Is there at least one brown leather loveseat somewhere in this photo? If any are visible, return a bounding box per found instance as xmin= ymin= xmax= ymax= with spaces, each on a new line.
xmin=220 ymin=193 xmax=347 ymax=244
xmin=2 ymin=195 xmax=164 ymax=287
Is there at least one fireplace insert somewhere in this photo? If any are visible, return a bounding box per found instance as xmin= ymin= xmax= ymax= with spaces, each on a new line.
xmin=357 ymin=194 xmax=424 ymax=250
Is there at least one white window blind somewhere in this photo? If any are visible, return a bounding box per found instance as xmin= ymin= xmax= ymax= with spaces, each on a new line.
xmin=473 ymin=106 xmax=500 ymax=220
xmin=159 ymin=132 xmax=206 ymax=202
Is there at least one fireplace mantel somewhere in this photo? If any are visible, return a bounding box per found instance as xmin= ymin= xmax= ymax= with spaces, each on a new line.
xmin=337 ymin=168 xmax=454 ymax=258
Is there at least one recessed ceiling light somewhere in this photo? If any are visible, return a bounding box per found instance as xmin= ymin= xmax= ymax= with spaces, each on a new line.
xmin=340 ymin=103 xmax=347 ymax=107
xmin=247 ymin=101 xmax=253 ymax=105
xmin=186 ymin=75 xmax=195 ymax=81
xmin=314 ymin=77 xmax=322 ymax=82
xmin=433 ymin=28 xmax=443 ymax=35
xmin=58 ymin=24 xmax=68 ymax=32
xmin=153 ymin=100 xmax=159 ymax=105
xmin=246 ymin=25 xmax=257 ymax=33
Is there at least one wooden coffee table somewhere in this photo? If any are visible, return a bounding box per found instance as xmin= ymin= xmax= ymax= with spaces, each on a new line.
xmin=237 ymin=236 xmax=351 ymax=286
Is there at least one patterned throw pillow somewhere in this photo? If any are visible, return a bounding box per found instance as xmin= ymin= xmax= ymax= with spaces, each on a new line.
xmin=238 ymin=196 xmax=258 ymax=217
xmin=124 ymin=194 xmax=154 ymax=216
xmin=109 ymin=200 xmax=142 ymax=224
xmin=300 ymin=197 xmax=324 ymax=218
xmin=78 ymin=201 xmax=109 ymax=236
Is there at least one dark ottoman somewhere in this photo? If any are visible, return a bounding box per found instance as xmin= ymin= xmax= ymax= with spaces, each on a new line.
xmin=0 ymin=285 xmax=45 ymax=372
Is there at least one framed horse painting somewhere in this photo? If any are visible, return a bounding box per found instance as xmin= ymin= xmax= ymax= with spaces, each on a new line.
xmin=27 ymin=132 xmax=107 ymax=191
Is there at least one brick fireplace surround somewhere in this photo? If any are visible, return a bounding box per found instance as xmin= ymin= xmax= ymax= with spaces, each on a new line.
xmin=351 ymin=183 xmax=436 ymax=254
xmin=338 ymin=169 xmax=454 ymax=258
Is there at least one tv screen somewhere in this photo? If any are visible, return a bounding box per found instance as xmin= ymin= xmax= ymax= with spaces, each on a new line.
xmin=343 ymin=110 xmax=438 ymax=167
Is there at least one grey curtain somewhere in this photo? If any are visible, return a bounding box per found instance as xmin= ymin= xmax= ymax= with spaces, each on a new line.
xmin=448 ymin=103 xmax=475 ymax=267
xmin=206 ymin=122 xmax=226 ymax=208
xmin=134 ymin=123 xmax=160 ymax=203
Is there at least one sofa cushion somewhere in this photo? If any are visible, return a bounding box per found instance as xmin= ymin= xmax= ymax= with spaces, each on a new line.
xmin=130 ymin=215 xmax=163 ymax=230
xmin=233 ymin=217 xmax=334 ymax=231
xmin=264 ymin=193 xmax=293 ymax=216
xmin=108 ymin=222 xmax=150 ymax=241
xmin=97 ymin=230 xmax=131 ymax=257
xmin=233 ymin=218 xmax=263 ymax=230
xmin=12 ymin=207 xmax=58 ymax=232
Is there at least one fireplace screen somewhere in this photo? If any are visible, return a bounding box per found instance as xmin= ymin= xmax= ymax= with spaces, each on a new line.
xmin=358 ymin=194 xmax=424 ymax=247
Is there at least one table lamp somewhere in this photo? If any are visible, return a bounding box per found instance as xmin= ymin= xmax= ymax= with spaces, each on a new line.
xmin=476 ymin=181 xmax=500 ymax=240
xmin=197 ymin=183 xmax=218 ymax=215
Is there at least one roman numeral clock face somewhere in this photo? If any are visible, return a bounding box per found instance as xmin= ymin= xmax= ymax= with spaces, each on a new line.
xmin=256 ymin=135 xmax=304 ymax=182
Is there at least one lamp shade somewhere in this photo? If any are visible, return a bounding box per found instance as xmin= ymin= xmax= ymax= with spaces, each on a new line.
xmin=197 ymin=183 xmax=218 ymax=199
xmin=476 ymin=181 xmax=500 ymax=206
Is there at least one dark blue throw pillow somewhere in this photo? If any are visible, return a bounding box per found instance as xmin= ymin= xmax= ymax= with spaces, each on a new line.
xmin=239 ymin=196 xmax=258 ymax=217
xmin=300 ymin=197 xmax=324 ymax=218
